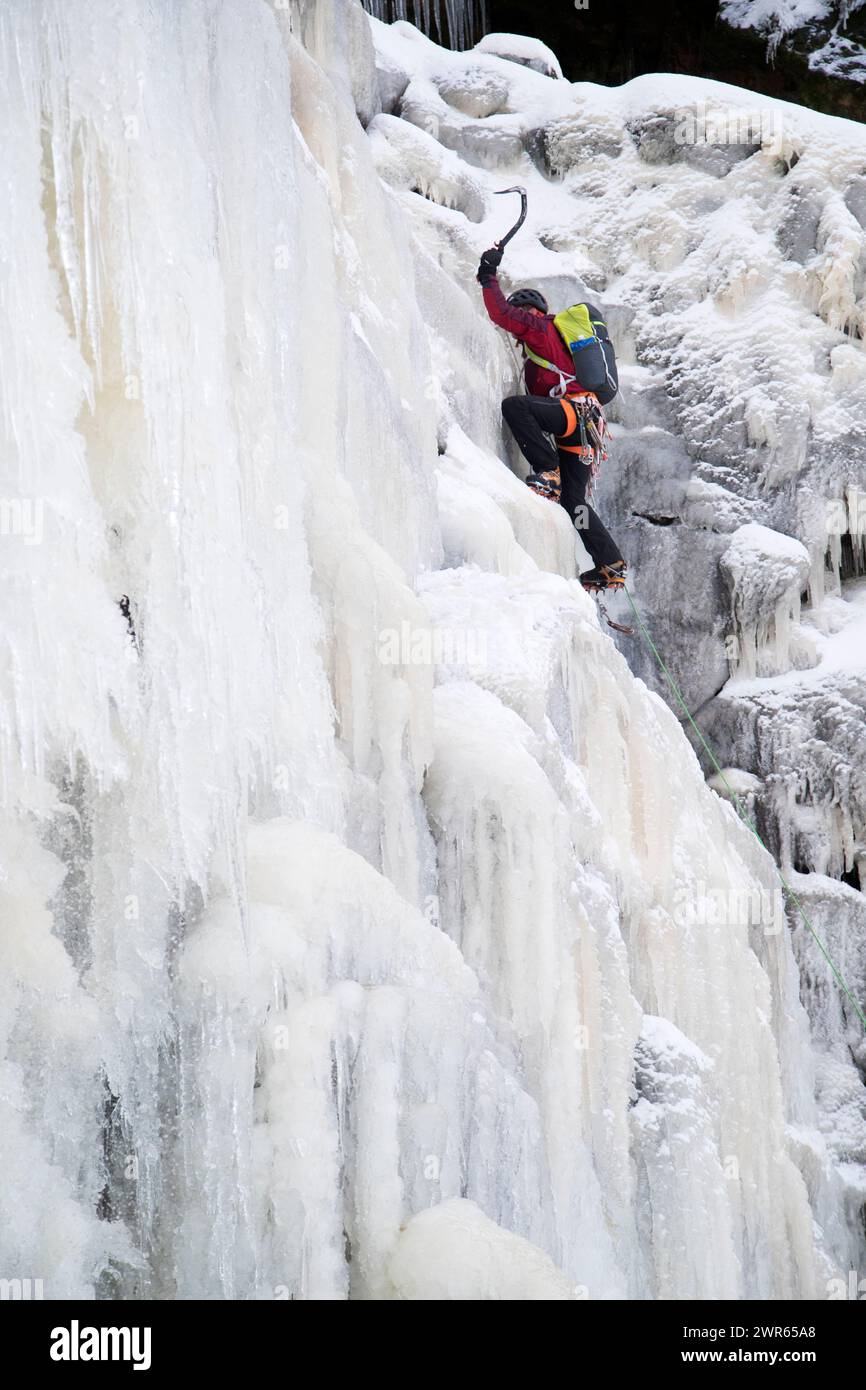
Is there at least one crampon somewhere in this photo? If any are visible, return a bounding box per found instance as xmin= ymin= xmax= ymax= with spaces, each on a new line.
xmin=580 ymin=565 xmax=634 ymax=635
xmin=526 ymin=468 xmax=561 ymax=502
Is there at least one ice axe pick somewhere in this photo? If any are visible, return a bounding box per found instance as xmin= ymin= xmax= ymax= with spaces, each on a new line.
xmin=493 ymin=185 xmax=527 ymax=250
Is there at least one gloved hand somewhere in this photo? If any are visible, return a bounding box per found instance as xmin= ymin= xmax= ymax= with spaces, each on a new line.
xmin=476 ymin=245 xmax=503 ymax=283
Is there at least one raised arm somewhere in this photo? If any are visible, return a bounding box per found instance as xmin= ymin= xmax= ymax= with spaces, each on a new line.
xmin=477 ymin=250 xmax=550 ymax=353
xmin=481 ymin=276 xmax=538 ymax=340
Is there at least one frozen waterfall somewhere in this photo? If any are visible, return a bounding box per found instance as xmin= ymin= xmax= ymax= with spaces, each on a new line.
xmin=0 ymin=0 xmax=863 ymax=1300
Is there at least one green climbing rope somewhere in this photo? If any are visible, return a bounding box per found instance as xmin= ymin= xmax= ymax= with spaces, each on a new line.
xmin=622 ymin=585 xmax=866 ymax=1034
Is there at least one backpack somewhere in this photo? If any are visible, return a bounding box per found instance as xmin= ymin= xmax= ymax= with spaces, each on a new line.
xmin=524 ymin=301 xmax=619 ymax=405
xmin=554 ymin=303 xmax=618 ymax=404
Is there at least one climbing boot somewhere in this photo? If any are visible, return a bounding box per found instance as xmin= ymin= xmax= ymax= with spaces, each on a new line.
xmin=580 ymin=560 xmax=627 ymax=591
xmin=526 ymin=467 xmax=561 ymax=502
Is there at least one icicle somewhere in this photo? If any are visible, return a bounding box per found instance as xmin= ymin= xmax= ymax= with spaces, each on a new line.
xmin=358 ymin=0 xmax=486 ymax=49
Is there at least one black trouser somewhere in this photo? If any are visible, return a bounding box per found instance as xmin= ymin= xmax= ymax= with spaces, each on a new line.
xmin=501 ymin=394 xmax=623 ymax=569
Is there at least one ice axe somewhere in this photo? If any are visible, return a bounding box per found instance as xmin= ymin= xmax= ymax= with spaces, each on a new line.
xmin=493 ymin=185 xmax=527 ymax=250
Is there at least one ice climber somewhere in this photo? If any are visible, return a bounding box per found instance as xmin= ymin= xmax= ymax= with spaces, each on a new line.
xmin=476 ymin=244 xmax=627 ymax=592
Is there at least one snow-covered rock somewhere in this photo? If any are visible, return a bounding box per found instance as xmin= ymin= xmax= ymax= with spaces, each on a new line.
xmin=475 ymin=32 xmax=564 ymax=80
xmin=703 ymin=581 xmax=866 ymax=891
xmin=720 ymin=0 xmax=866 ymax=84
xmin=387 ymin=1199 xmax=581 ymax=1299
xmin=721 ymin=522 xmax=811 ymax=677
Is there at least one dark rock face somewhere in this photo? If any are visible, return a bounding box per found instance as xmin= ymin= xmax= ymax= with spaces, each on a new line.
xmin=527 ymin=114 xmax=625 ymax=177
xmin=776 ymin=189 xmax=823 ymax=264
xmin=846 ymin=176 xmax=866 ymax=229
xmin=376 ymin=52 xmax=410 ymax=115
xmin=485 ymin=0 xmax=866 ymax=123
xmin=626 ymin=110 xmax=762 ymax=176
xmin=363 ymin=0 xmax=865 ymax=123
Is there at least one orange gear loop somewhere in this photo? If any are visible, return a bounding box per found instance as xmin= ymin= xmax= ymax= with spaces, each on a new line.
xmin=555 ymin=391 xmax=600 ymax=456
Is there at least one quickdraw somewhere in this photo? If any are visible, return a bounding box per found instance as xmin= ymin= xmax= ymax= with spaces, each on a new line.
xmin=593 ymin=591 xmax=634 ymax=636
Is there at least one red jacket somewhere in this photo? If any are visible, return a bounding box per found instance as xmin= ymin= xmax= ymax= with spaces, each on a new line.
xmin=481 ymin=275 xmax=581 ymax=397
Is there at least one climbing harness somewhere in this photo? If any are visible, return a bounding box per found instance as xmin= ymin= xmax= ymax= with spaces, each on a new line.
xmin=554 ymin=391 xmax=609 ymax=495
xmin=623 ymin=584 xmax=866 ymax=1034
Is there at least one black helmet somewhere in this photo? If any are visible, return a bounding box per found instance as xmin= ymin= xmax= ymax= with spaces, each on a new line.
xmin=507 ymin=288 xmax=548 ymax=313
